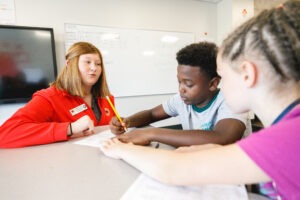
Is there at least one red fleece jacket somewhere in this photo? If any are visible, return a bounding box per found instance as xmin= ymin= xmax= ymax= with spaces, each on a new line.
xmin=0 ymin=86 xmax=115 ymax=148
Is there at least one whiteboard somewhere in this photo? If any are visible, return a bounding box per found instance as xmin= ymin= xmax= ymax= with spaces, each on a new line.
xmin=64 ymin=23 xmax=194 ymax=97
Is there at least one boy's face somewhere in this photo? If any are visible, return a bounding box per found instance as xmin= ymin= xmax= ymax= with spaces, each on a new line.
xmin=177 ymin=64 xmax=213 ymax=106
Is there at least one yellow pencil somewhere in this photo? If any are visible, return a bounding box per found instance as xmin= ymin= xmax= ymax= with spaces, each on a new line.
xmin=106 ymin=96 xmax=128 ymax=132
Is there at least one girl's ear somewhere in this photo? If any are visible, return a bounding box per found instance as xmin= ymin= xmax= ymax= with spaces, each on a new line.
xmin=240 ymin=61 xmax=258 ymax=87
xmin=209 ymin=77 xmax=221 ymax=91
xmin=65 ymin=60 xmax=70 ymax=67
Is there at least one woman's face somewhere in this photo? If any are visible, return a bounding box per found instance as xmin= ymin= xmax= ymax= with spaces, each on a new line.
xmin=78 ymin=53 xmax=102 ymax=90
xmin=217 ymin=54 xmax=248 ymax=113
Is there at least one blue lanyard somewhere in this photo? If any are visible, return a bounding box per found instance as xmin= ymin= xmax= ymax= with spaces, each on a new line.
xmin=272 ymin=98 xmax=300 ymax=125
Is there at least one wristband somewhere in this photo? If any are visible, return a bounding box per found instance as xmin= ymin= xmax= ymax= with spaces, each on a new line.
xmin=68 ymin=123 xmax=73 ymax=137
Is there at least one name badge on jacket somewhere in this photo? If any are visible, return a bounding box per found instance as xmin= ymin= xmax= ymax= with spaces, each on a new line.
xmin=70 ymin=104 xmax=87 ymax=116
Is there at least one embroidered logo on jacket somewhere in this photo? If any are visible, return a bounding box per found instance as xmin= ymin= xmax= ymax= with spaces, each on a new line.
xmin=104 ymin=107 xmax=110 ymax=116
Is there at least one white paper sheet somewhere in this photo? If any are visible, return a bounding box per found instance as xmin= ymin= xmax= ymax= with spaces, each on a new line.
xmin=73 ymin=127 xmax=159 ymax=148
xmin=73 ymin=129 xmax=114 ymax=148
xmin=121 ymin=174 xmax=248 ymax=200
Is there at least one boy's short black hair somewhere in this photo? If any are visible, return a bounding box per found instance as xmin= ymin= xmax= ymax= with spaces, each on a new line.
xmin=176 ymin=42 xmax=219 ymax=79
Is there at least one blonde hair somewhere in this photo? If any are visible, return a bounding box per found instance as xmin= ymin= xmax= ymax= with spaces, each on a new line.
xmin=51 ymin=42 xmax=111 ymax=97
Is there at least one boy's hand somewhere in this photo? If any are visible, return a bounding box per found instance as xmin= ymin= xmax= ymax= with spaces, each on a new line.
xmin=109 ymin=116 xmax=129 ymax=135
xmin=116 ymin=129 xmax=152 ymax=146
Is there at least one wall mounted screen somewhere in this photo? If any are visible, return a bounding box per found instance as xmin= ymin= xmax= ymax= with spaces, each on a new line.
xmin=0 ymin=25 xmax=57 ymax=104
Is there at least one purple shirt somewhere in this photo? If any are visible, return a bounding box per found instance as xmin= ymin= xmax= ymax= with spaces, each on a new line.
xmin=238 ymin=106 xmax=300 ymax=200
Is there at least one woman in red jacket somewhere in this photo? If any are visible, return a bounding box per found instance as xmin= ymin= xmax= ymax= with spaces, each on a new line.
xmin=0 ymin=42 xmax=115 ymax=148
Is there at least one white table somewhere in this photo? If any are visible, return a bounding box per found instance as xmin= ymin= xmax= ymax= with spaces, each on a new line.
xmin=0 ymin=126 xmax=248 ymax=200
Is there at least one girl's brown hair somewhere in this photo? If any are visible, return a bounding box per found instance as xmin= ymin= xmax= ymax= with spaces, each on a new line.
xmin=51 ymin=42 xmax=111 ymax=97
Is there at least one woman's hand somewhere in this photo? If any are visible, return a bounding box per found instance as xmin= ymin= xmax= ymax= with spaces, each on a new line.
xmin=69 ymin=115 xmax=95 ymax=138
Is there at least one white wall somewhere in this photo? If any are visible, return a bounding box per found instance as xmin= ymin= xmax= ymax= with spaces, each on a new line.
xmin=1 ymin=0 xmax=218 ymax=126
xmin=217 ymin=0 xmax=232 ymax=45
xmin=1 ymin=0 xmax=255 ymax=126
xmin=232 ymin=0 xmax=254 ymax=28
xmin=217 ymin=0 xmax=254 ymax=45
